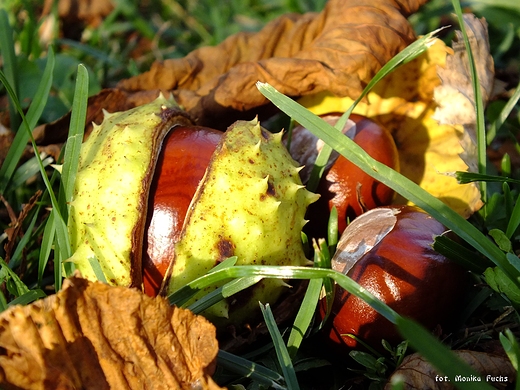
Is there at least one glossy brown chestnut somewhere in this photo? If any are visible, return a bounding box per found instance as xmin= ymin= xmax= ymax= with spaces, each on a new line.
xmin=143 ymin=125 xmax=222 ymax=296
xmin=322 ymin=205 xmax=467 ymax=351
xmin=296 ymin=113 xmax=399 ymax=237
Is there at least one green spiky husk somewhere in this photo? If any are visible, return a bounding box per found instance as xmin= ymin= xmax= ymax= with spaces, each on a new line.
xmin=166 ymin=118 xmax=319 ymax=324
xmin=68 ymin=95 xmax=191 ymax=287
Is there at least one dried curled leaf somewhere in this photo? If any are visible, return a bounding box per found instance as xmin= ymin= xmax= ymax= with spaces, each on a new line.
xmin=34 ymin=0 xmax=428 ymax=143
xmin=118 ymin=0 xmax=427 ymax=126
xmin=300 ymin=15 xmax=493 ymax=218
xmin=434 ymin=15 xmax=495 ymax=129
xmin=385 ymin=350 xmax=515 ymax=389
xmin=433 ymin=14 xmax=495 ymax=173
xmin=0 ymin=275 xmax=222 ymax=390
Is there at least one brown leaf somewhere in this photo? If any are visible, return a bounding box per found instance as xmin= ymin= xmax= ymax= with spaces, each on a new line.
xmin=0 ymin=275 xmax=222 ymax=390
xmin=34 ymin=0 xmax=428 ymax=143
xmin=118 ymin=0 xmax=428 ymax=128
xmin=434 ymin=15 xmax=495 ymax=129
xmin=385 ymin=350 xmax=515 ymax=389
xmin=432 ymin=14 xmax=496 ymax=173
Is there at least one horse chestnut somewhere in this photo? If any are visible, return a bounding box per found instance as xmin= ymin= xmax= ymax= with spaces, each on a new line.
xmin=289 ymin=113 xmax=399 ymax=236
xmin=143 ymin=126 xmax=222 ymax=296
xmin=68 ymin=95 xmax=318 ymax=324
xmin=323 ymin=205 xmax=467 ymax=350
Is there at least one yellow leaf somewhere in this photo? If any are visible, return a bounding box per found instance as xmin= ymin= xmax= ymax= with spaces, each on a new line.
xmin=299 ymin=37 xmax=484 ymax=218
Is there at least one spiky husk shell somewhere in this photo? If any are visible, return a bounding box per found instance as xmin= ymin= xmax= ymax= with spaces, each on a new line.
xmin=68 ymin=95 xmax=192 ymax=287
xmin=166 ymin=119 xmax=319 ymax=324
xmin=68 ymin=98 xmax=318 ymax=326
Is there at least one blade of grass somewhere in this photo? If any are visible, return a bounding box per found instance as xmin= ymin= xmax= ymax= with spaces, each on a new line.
xmin=9 ymin=154 xmax=54 ymax=193
xmin=291 ymin=276 xmax=322 ymax=339
xmin=7 ymin=289 xmax=47 ymax=307
xmin=433 ymin=234 xmax=490 ymax=274
xmin=306 ymin=29 xmax=442 ymax=191
xmin=455 ymin=171 xmax=520 ymax=185
xmin=241 ymin=341 xmax=276 ymax=360
xmin=0 ymin=258 xmax=29 ymax=297
xmin=456 ymin=170 xmax=520 ymax=238
xmin=506 ymin=198 xmax=520 ymax=239
xmin=506 ymin=253 xmax=520 ymax=273
xmin=0 ymin=59 xmax=53 ymax=194
xmin=256 ymin=82 xmax=518 ymax=287
xmin=260 ymin=303 xmax=300 ymax=390
xmin=486 ymin=80 xmax=520 ymax=144
xmin=286 ymin=278 xmax=321 ymax=358
xmin=501 ymin=154 xmax=512 ymax=177
xmin=217 ymin=350 xmax=286 ymax=390
xmin=0 ymin=9 xmax=20 ymax=132
xmin=451 ymin=2 xmax=487 ymax=204
xmin=328 ymin=206 xmax=339 ymax=253
xmin=287 ymin=240 xmax=326 ymax=358
xmin=52 ymin=64 xmax=89 ymax=279
xmin=499 ymin=329 xmax=520 ymax=386
xmin=88 ymin=257 xmax=108 ymax=284
xmin=321 ymin=221 xmax=335 ymax=329
xmin=55 ymin=38 xmax=124 ymax=67
xmin=464 ymin=0 xmax=520 ymax=11
xmin=169 ymin=257 xmax=238 ymax=307
xmin=187 ymin=276 xmax=263 ymax=314
xmin=8 ymin=204 xmax=40 ymax=270
xmin=38 ymin=211 xmax=56 ymax=287
xmin=37 ymin=63 xmax=89 ymax=287
xmin=168 ymin=265 xmax=400 ymax=324
xmin=209 ymin=256 xmax=239 ymax=272
xmin=37 ymin=157 xmax=64 ymax=287
xmin=503 ymin=183 xmax=512 ymax=220
xmin=397 ymin=316 xmax=494 ymax=390
xmin=0 ymin=48 xmax=71 ymax=290
xmin=59 ymin=64 xmax=89 ymax=217
xmin=54 ymin=247 xmax=64 ymax=291
xmin=0 ymin=292 xmax=7 ymax=312
xmin=455 ymin=286 xmax=493 ymax=332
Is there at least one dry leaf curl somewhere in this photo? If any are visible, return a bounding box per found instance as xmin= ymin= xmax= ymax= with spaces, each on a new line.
xmin=118 ymin=0 xmax=429 ymax=127
xmin=433 ymin=14 xmax=495 ymax=173
xmin=0 ymin=275 xmax=222 ymax=390
xmin=35 ymin=0 xmax=428 ymax=144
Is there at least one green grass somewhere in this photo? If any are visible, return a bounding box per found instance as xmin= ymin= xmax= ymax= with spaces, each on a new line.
xmin=1 ymin=0 xmax=520 ymax=389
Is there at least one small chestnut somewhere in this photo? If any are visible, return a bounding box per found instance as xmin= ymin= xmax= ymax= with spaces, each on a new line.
xmin=143 ymin=125 xmax=222 ymax=296
xmin=322 ymin=205 xmax=467 ymax=350
xmin=289 ymin=113 xmax=399 ymax=236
